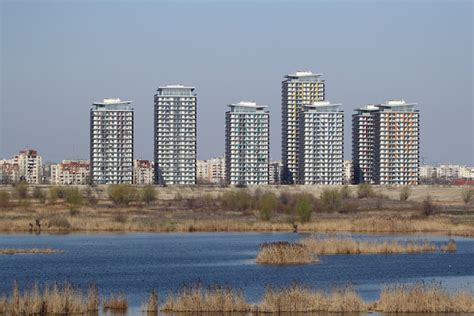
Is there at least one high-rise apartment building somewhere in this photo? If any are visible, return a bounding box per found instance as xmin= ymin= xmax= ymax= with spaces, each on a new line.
xmin=154 ymin=85 xmax=196 ymax=185
xmin=353 ymin=100 xmax=420 ymax=185
xmin=225 ymin=101 xmax=269 ymax=185
xmin=0 ymin=149 xmax=42 ymax=184
xmin=298 ymin=102 xmax=344 ymax=185
xmin=281 ymin=71 xmax=325 ymax=183
xmin=352 ymin=105 xmax=379 ymax=184
xmin=90 ymin=98 xmax=134 ymax=184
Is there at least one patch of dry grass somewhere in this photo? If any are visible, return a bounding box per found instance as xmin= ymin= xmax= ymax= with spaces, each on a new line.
xmin=258 ymin=283 xmax=367 ymax=312
xmin=161 ymin=283 xmax=250 ymax=312
xmin=441 ymin=239 xmax=457 ymax=252
xmin=300 ymin=236 xmax=438 ymax=255
xmin=256 ymin=241 xmax=317 ymax=264
xmin=373 ymin=282 xmax=474 ymax=313
xmin=142 ymin=289 xmax=158 ymax=312
xmin=0 ymin=248 xmax=63 ymax=255
xmin=103 ymin=293 xmax=128 ymax=310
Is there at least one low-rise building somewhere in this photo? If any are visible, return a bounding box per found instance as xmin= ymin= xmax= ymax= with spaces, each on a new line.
xmin=50 ymin=160 xmax=90 ymax=185
xmin=133 ymin=160 xmax=154 ymax=185
xmin=197 ymin=157 xmax=225 ymax=184
xmin=0 ymin=149 xmax=42 ymax=184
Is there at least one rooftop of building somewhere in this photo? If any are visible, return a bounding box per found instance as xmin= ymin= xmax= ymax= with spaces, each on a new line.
xmin=285 ymin=70 xmax=323 ymax=80
xmin=379 ymin=99 xmax=418 ymax=112
xmin=156 ymin=85 xmax=196 ymax=96
xmin=227 ymin=101 xmax=268 ymax=112
xmin=92 ymin=98 xmax=133 ymax=110
xmin=303 ymin=101 xmax=342 ymax=112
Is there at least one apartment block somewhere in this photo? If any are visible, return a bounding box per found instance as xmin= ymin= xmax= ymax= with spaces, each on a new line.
xmin=154 ymin=85 xmax=196 ymax=185
xmin=225 ymin=101 xmax=269 ymax=185
xmin=281 ymin=71 xmax=325 ymax=183
xmin=90 ymin=98 xmax=134 ymax=184
xmin=269 ymin=161 xmax=282 ymax=184
xmin=373 ymin=100 xmax=420 ymax=185
xmin=197 ymin=157 xmax=225 ymax=184
xmin=352 ymin=105 xmax=379 ymax=184
xmin=133 ymin=160 xmax=154 ymax=185
xmin=298 ymin=102 xmax=344 ymax=185
xmin=50 ymin=160 xmax=90 ymax=185
xmin=343 ymin=160 xmax=354 ymax=184
xmin=0 ymin=159 xmax=20 ymax=184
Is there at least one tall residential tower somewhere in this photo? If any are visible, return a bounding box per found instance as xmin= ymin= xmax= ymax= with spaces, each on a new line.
xmin=90 ymin=98 xmax=134 ymax=184
xmin=298 ymin=101 xmax=344 ymax=185
xmin=154 ymin=85 xmax=197 ymax=185
xmin=281 ymin=71 xmax=325 ymax=183
xmin=225 ymin=101 xmax=269 ymax=185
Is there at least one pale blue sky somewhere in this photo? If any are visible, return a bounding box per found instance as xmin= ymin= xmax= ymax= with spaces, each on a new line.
xmin=1 ymin=0 xmax=473 ymax=164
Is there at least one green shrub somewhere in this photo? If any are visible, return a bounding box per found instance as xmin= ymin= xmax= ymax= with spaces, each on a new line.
xmin=15 ymin=181 xmax=28 ymax=199
xmin=220 ymin=189 xmax=253 ymax=212
xmin=357 ymin=183 xmax=375 ymax=199
xmin=399 ymin=186 xmax=411 ymax=201
xmin=108 ymin=184 xmax=137 ymax=206
xmin=295 ymin=193 xmax=314 ymax=223
xmin=0 ymin=191 xmax=10 ymax=209
xmin=320 ymin=188 xmax=343 ymax=212
xmin=340 ymin=185 xmax=352 ymax=199
xmin=461 ymin=188 xmax=474 ymax=205
xmin=64 ymin=187 xmax=83 ymax=206
xmin=259 ymin=192 xmax=277 ymax=221
xmin=141 ymin=185 xmax=157 ymax=204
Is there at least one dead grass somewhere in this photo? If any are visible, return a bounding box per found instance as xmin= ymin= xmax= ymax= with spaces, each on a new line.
xmin=300 ymin=236 xmax=438 ymax=255
xmin=0 ymin=248 xmax=63 ymax=255
xmin=256 ymin=241 xmax=317 ymax=264
xmin=373 ymin=282 xmax=474 ymax=313
xmin=103 ymin=293 xmax=128 ymax=310
xmin=258 ymin=283 xmax=367 ymax=312
xmin=142 ymin=289 xmax=158 ymax=312
xmin=161 ymin=283 xmax=250 ymax=312
xmin=441 ymin=239 xmax=457 ymax=252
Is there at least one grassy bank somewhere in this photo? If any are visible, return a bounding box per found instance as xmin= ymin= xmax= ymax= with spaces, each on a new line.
xmin=0 ymin=248 xmax=62 ymax=255
xmin=1 ymin=282 xmax=472 ymax=314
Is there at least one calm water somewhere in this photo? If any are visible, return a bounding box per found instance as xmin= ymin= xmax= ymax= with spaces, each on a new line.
xmin=1 ymin=232 xmax=473 ymax=315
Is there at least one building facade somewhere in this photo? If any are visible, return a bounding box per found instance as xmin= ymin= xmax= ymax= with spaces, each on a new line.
xmin=50 ymin=160 xmax=90 ymax=185
xmin=154 ymin=85 xmax=196 ymax=185
xmin=225 ymin=101 xmax=269 ymax=185
xmin=196 ymin=157 xmax=225 ymax=184
xmin=298 ymin=102 xmax=344 ymax=185
xmin=281 ymin=71 xmax=325 ymax=184
xmin=269 ymin=160 xmax=282 ymax=184
xmin=373 ymin=100 xmax=420 ymax=185
xmin=90 ymin=98 xmax=134 ymax=184
xmin=352 ymin=105 xmax=379 ymax=184
xmin=133 ymin=160 xmax=154 ymax=185
xmin=343 ymin=160 xmax=353 ymax=184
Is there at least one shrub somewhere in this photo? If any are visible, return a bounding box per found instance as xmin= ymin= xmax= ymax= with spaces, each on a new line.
xmin=48 ymin=215 xmax=71 ymax=229
xmin=320 ymin=188 xmax=343 ymax=212
xmin=141 ymin=185 xmax=156 ymax=204
xmin=357 ymin=183 xmax=375 ymax=199
xmin=64 ymin=187 xmax=83 ymax=207
xmin=421 ymin=196 xmax=435 ymax=216
xmin=0 ymin=191 xmax=10 ymax=209
xmin=295 ymin=193 xmax=314 ymax=223
xmin=113 ymin=212 xmax=128 ymax=223
xmin=15 ymin=181 xmax=28 ymax=199
xmin=277 ymin=192 xmax=296 ymax=214
xmin=220 ymin=189 xmax=253 ymax=212
xmin=399 ymin=186 xmax=411 ymax=201
xmin=340 ymin=185 xmax=352 ymax=199
xmin=108 ymin=185 xmax=137 ymax=206
xmin=85 ymin=187 xmax=98 ymax=206
xmin=461 ymin=188 xmax=474 ymax=205
xmin=32 ymin=187 xmax=46 ymax=202
xmin=259 ymin=192 xmax=277 ymax=221
xmin=48 ymin=186 xmax=64 ymax=203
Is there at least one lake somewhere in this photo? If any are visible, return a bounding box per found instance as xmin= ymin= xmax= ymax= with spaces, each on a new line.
xmin=0 ymin=232 xmax=473 ymax=315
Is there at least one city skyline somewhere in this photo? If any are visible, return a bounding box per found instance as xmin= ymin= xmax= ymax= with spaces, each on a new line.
xmin=2 ymin=1 xmax=472 ymax=165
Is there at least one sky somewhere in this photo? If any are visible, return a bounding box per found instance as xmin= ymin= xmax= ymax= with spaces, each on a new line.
xmin=1 ymin=0 xmax=473 ymax=165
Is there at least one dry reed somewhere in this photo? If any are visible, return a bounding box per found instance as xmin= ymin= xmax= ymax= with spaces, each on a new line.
xmin=142 ymin=289 xmax=158 ymax=312
xmin=258 ymin=283 xmax=367 ymax=312
xmin=300 ymin=236 xmax=438 ymax=255
xmin=161 ymin=283 xmax=250 ymax=312
xmin=441 ymin=239 xmax=457 ymax=252
xmin=103 ymin=293 xmax=128 ymax=310
xmin=0 ymin=248 xmax=63 ymax=255
xmin=256 ymin=241 xmax=317 ymax=264
xmin=374 ymin=282 xmax=474 ymax=313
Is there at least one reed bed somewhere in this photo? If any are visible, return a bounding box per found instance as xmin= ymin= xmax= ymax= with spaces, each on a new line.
xmin=256 ymin=241 xmax=317 ymax=264
xmin=300 ymin=236 xmax=439 ymax=255
xmin=374 ymin=282 xmax=474 ymax=313
xmin=258 ymin=284 xmax=367 ymax=312
xmin=161 ymin=283 xmax=250 ymax=312
xmin=103 ymin=293 xmax=128 ymax=310
xmin=0 ymin=282 xmax=99 ymax=314
xmin=0 ymin=248 xmax=63 ymax=255
xmin=142 ymin=289 xmax=158 ymax=312
xmin=441 ymin=239 xmax=457 ymax=252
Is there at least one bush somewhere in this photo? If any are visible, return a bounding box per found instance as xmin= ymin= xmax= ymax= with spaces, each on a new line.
xmin=64 ymin=187 xmax=83 ymax=207
xmin=399 ymin=186 xmax=411 ymax=201
xmin=220 ymin=189 xmax=253 ymax=212
xmin=108 ymin=185 xmax=138 ymax=206
xmin=48 ymin=215 xmax=71 ymax=229
xmin=320 ymin=188 xmax=343 ymax=212
xmin=85 ymin=187 xmax=98 ymax=206
xmin=48 ymin=186 xmax=64 ymax=203
xmin=141 ymin=185 xmax=157 ymax=204
xmin=295 ymin=193 xmax=314 ymax=223
xmin=340 ymin=185 xmax=352 ymax=199
xmin=258 ymin=192 xmax=277 ymax=221
xmin=15 ymin=181 xmax=28 ymax=199
xmin=357 ymin=183 xmax=375 ymax=199
xmin=421 ymin=196 xmax=435 ymax=216
xmin=113 ymin=212 xmax=128 ymax=223
xmin=461 ymin=188 xmax=474 ymax=205
xmin=0 ymin=191 xmax=10 ymax=209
